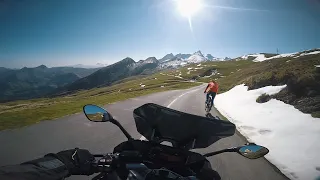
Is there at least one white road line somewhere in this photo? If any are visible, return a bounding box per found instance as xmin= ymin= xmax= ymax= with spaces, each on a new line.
xmin=167 ymin=86 xmax=203 ymax=108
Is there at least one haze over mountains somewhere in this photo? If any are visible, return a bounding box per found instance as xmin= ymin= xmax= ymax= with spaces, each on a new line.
xmin=0 ymin=50 xmax=231 ymax=101
xmin=0 ymin=65 xmax=100 ymax=102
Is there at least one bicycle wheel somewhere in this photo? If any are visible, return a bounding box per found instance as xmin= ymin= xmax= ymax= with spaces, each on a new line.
xmin=205 ymin=97 xmax=212 ymax=113
xmin=208 ymin=97 xmax=212 ymax=111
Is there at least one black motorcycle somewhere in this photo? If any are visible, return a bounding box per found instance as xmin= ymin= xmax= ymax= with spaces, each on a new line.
xmin=82 ymin=103 xmax=269 ymax=180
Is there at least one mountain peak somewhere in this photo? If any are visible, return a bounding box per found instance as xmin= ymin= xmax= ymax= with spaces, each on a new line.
xmin=121 ymin=57 xmax=135 ymax=63
xmin=160 ymin=53 xmax=175 ymax=62
xmin=194 ymin=50 xmax=204 ymax=56
xmin=206 ymin=54 xmax=215 ymax=60
xmin=139 ymin=57 xmax=158 ymax=64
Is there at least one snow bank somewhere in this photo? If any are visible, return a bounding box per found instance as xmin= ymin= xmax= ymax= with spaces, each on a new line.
xmin=215 ymin=84 xmax=320 ymax=180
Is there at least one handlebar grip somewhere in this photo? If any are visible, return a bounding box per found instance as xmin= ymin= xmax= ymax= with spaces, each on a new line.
xmin=93 ymin=154 xmax=105 ymax=157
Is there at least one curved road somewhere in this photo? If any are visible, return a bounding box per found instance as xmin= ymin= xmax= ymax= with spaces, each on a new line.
xmin=0 ymin=85 xmax=288 ymax=180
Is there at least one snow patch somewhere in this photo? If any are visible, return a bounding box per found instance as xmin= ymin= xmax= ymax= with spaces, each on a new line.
xmin=242 ymin=54 xmax=267 ymax=62
xmin=187 ymin=54 xmax=206 ymax=63
xmin=266 ymin=53 xmax=296 ymax=60
xmin=186 ymin=51 xmax=207 ymax=63
xmin=215 ymin=84 xmax=320 ymax=180
xmin=300 ymin=51 xmax=320 ymax=56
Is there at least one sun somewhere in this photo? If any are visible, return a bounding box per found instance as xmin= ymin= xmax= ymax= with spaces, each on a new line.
xmin=177 ymin=0 xmax=202 ymax=18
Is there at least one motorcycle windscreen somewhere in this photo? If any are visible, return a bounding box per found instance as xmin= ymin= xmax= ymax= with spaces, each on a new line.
xmin=133 ymin=103 xmax=236 ymax=149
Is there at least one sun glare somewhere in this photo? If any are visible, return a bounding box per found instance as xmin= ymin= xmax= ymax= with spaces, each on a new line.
xmin=177 ymin=0 xmax=202 ymax=18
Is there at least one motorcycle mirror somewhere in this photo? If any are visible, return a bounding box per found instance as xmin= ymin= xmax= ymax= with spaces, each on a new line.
xmin=83 ymin=104 xmax=112 ymax=122
xmin=238 ymin=144 xmax=269 ymax=159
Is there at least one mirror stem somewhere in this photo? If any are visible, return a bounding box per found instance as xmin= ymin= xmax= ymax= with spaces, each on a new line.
xmin=110 ymin=119 xmax=133 ymax=140
xmin=204 ymin=147 xmax=237 ymax=157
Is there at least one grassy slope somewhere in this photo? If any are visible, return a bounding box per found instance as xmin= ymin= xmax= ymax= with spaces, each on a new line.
xmin=0 ymin=73 xmax=200 ymax=131
xmin=165 ymin=60 xmax=255 ymax=93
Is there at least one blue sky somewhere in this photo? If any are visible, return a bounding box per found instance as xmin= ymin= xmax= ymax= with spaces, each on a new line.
xmin=1 ymin=0 xmax=320 ymax=68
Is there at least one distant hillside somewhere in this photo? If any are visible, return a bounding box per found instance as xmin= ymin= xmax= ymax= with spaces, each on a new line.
xmin=0 ymin=65 xmax=100 ymax=102
xmin=53 ymin=57 xmax=160 ymax=95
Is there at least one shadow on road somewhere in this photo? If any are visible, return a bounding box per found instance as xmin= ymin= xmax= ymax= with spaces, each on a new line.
xmin=205 ymin=113 xmax=221 ymax=120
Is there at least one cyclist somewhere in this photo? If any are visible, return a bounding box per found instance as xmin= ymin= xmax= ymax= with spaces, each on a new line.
xmin=204 ymin=80 xmax=219 ymax=111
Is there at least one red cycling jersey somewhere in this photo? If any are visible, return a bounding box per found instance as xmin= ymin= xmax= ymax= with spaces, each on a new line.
xmin=205 ymin=82 xmax=219 ymax=93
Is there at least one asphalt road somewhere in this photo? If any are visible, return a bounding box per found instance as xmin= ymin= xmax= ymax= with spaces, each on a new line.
xmin=0 ymin=85 xmax=288 ymax=180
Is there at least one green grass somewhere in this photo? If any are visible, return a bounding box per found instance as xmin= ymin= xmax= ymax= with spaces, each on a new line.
xmin=0 ymin=73 xmax=200 ymax=131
